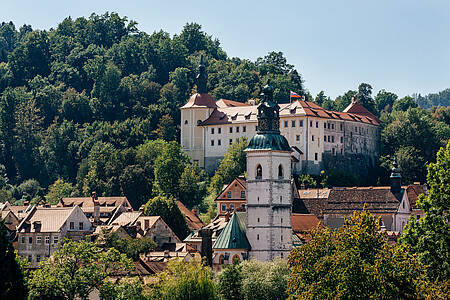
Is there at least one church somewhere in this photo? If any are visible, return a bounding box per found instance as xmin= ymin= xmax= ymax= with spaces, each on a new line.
xmin=180 ymin=57 xmax=381 ymax=176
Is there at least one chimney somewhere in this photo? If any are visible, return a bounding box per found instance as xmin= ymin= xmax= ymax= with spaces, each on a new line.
xmin=33 ymin=221 xmax=41 ymax=232
xmin=92 ymin=192 xmax=100 ymax=224
xmin=198 ymin=228 xmax=213 ymax=267
xmin=390 ymin=158 xmax=402 ymax=195
xmin=192 ymin=207 xmax=199 ymax=217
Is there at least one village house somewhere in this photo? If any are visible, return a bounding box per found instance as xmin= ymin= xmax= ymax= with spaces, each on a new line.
xmin=177 ymin=200 xmax=205 ymax=232
xmin=215 ymin=176 xmax=247 ymax=216
xmin=58 ymin=192 xmax=133 ymax=225
xmin=16 ymin=205 xmax=93 ymax=267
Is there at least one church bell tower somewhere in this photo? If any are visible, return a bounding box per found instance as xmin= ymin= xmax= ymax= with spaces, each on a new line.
xmin=245 ymin=80 xmax=293 ymax=261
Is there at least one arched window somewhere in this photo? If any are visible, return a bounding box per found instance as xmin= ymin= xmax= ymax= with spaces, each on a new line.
xmin=256 ymin=164 xmax=262 ymax=179
xmin=232 ymin=254 xmax=240 ymax=263
xmin=184 ymin=120 xmax=188 ymax=125
xmin=278 ymin=164 xmax=284 ymax=179
xmin=219 ymin=254 xmax=225 ymax=265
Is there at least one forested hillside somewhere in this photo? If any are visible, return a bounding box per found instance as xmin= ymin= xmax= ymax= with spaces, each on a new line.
xmin=0 ymin=13 xmax=448 ymax=210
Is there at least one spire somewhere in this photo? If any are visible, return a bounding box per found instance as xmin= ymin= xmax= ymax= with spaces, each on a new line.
xmin=390 ymin=157 xmax=402 ymax=194
xmin=256 ymin=77 xmax=280 ymax=134
xmin=196 ymin=55 xmax=208 ymax=94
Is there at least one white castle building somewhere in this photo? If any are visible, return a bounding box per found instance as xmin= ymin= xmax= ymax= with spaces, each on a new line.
xmin=181 ymin=58 xmax=381 ymax=175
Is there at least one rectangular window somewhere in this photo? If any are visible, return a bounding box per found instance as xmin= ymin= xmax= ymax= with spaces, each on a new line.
xmin=340 ymin=136 xmax=343 ymax=143
xmin=243 ymin=126 xmax=246 ymax=132
xmin=229 ymin=139 xmax=232 ymax=145
xmin=332 ymin=124 xmax=335 ymax=130
xmin=324 ymin=123 xmax=327 ymax=129
xmin=315 ymin=153 xmax=318 ymax=160
xmin=21 ymin=236 xmax=25 ymax=244
xmin=229 ymin=127 xmax=233 ymax=133
xmin=212 ymin=128 xmax=215 ymax=134
xmin=69 ymin=222 xmax=74 ymax=230
xmin=332 ymin=136 xmax=335 ymax=143
xmin=211 ymin=140 xmax=214 ymax=146
xmin=312 ymin=135 xmax=315 ymax=141
xmin=218 ymin=127 xmax=221 ymax=134
xmin=355 ymin=126 xmax=357 ymax=132
xmin=324 ymin=135 xmax=326 ymax=142
xmin=341 ymin=148 xmax=343 ymax=154
xmin=36 ymin=255 xmax=41 ymax=262
xmin=241 ymin=191 xmax=245 ymax=198
xmin=296 ymin=135 xmax=300 ymax=141
xmin=310 ymin=121 xmax=313 ymax=127
xmin=218 ymin=139 xmax=221 ymax=146
xmin=227 ymin=191 xmax=232 ymax=198
xmin=221 ymin=204 xmax=227 ymax=212
xmin=340 ymin=124 xmax=343 ymax=131
xmin=328 ymin=136 xmax=331 ymax=142
xmin=284 ymin=121 xmax=288 ymax=127
xmin=292 ymin=120 xmax=296 ymax=127
xmin=300 ymin=120 xmax=303 ymax=127
xmin=332 ymin=148 xmax=336 ymax=155
xmin=29 ymin=237 xmax=33 ymax=244
xmin=79 ymin=222 xmax=83 ymax=230
xmin=316 ymin=121 xmax=319 ymax=128
xmin=145 ymin=219 xmax=150 ymax=229
xmin=53 ymin=236 xmax=59 ymax=244
xmin=327 ymin=123 xmax=330 ymax=129
xmin=230 ymin=204 xmax=235 ymax=210
xmin=28 ymin=255 xmax=32 ymax=263
xmin=45 ymin=236 xmax=50 ymax=245
xmin=37 ymin=236 xmax=42 ymax=244
xmin=236 ymin=126 xmax=239 ymax=133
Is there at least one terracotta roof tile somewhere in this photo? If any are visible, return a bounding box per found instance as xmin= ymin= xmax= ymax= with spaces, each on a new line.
xmin=292 ymin=214 xmax=321 ymax=233
xmin=216 ymin=99 xmax=250 ymax=108
xmin=181 ymin=93 xmax=217 ymax=108
xmin=177 ymin=201 xmax=204 ymax=231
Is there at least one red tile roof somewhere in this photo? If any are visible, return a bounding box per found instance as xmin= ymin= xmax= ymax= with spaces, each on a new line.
xmin=404 ymin=184 xmax=426 ymax=210
xmin=181 ymin=93 xmax=217 ymax=108
xmin=216 ymin=99 xmax=250 ymax=108
xmin=177 ymin=201 xmax=204 ymax=231
xmin=343 ymin=101 xmax=381 ymax=123
xmin=292 ymin=214 xmax=321 ymax=232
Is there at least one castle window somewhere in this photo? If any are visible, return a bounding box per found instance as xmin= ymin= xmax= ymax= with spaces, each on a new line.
xmin=300 ymin=120 xmax=303 ymax=127
xmin=328 ymin=136 xmax=331 ymax=142
xmin=227 ymin=191 xmax=232 ymax=198
xmin=312 ymin=135 xmax=315 ymax=141
xmin=218 ymin=139 xmax=221 ymax=145
xmin=281 ymin=218 xmax=283 ymax=224
xmin=241 ymin=191 xmax=245 ymax=198
xmin=332 ymin=148 xmax=335 ymax=155
xmin=221 ymin=204 xmax=227 ymax=212
xmin=332 ymin=136 xmax=335 ymax=143
xmin=310 ymin=121 xmax=313 ymax=127
xmin=324 ymin=123 xmax=327 ymax=129
xmin=257 ymin=218 xmax=260 ymax=223
xmin=218 ymin=127 xmax=221 ymax=134
xmin=211 ymin=128 xmax=214 ymax=134
xmin=316 ymin=121 xmax=319 ymax=128
xmin=211 ymin=140 xmax=214 ymax=146
xmin=229 ymin=139 xmax=233 ymax=145
xmin=296 ymin=135 xmax=300 ymax=142
xmin=229 ymin=127 xmax=233 ymax=133
xmin=315 ymin=153 xmax=318 ymax=160
xmin=29 ymin=237 xmax=33 ymax=244
xmin=332 ymin=124 xmax=335 ymax=130
xmin=257 ymin=234 xmax=260 ymax=240
xmin=292 ymin=120 xmax=296 ymax=127
xmin=184 ymin=120 xmax=188 ymax=125
xmin=256 ymin=164 xmax=262 ymax=179
xmin=284 ymin=121 xmax=288 ymax=127
xmin=236 ymin=126 xmax=240 ymax=133
xmin=281 ymin=235 xmax=283 ymax=241
xmin=340 ymin=136 xmax=343 ymax=143
xmin=327 ymin=123 xmax=330 ymax=129
xmin=340 ymin=124 xmax=343 ymax=131
xmin=324 ymin=135 xmax=326 ymax=142
xmin=280 ymin=196 xmax=282 ymax=202
xmin=341 ymin=148 xmax=343 ymax=154
xmin=243 ymin=126 xmax=246 ymax=132
xmin=278 ymin=164 xmax=284 ymax=179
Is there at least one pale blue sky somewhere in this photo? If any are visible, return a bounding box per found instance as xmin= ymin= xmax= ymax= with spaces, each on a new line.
xmin=1 ymin=0 xmax=449 ymax=98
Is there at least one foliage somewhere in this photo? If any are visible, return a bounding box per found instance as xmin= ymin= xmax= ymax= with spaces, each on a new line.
xmin=0 ymin=220 xmax=27 ymax=299
xmin=240 ymin=259 xmax=290 ymax=300
xmin=148 ymin=256 xmax=218 ymax=300
xmin=400 ymin=141 xmax=450 ymax=281
xmin=209 ymin=137 xmax=247 ymax=196
xmin=179 ymin=162 xmax=207 ymax=209
xmin=28 ymin=239 xmax=133 ymax=300
xmin=45 ymin=178 xmax=75 ymax=204
xmin=296 ymin=174 xmax=317 ymax=188
xmin=216 ymin=260 xmax=243 ymax=300
xmin=98 ymin=228 xmax=156 ymax=260
xmin=99 ymin=277 xmax=146 ymax=300
xmin=393 ymin=96 xmax=418 ymax=112
xmin=143 ymin=195 xmax=190 ymax=240
xmin=287 ymin=209 xmax=426 ymax=299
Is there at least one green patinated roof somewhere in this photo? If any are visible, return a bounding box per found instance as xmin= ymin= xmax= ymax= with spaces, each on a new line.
xmin=213 ymin=212 xmax=251 ymax=250
xmin=246 ymin=133 xmax=292 ymax=152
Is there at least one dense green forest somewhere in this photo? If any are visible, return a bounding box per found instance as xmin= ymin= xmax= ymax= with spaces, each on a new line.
xmin=0 ymin=13 xmax=448 ymax=211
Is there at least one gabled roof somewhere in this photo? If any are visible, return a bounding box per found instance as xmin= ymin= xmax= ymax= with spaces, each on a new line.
xmin=216 ymin=99 xmax=250 ymax=108
xmin=215 ymin=176 xmax=246 ymax=202
xmin=343 ymin=101 xmax=381 ymax=123
xmin=404 ymin=184 xmax=427 ymax=210
xmin=59 ymin=196 xmax=131 ymax=208
xmin=108 ymin=211 xmax=142 ymax=226
xmin=177 ymin=201 xmax=204 ymax=231
xmin=213 ymin=212 xmax=250 ymax=250
xmin=17 ymin=206 xmax=86 ymax=233
xmin=292 ymin=214 xmax=321 ymax=233
xmin=181 ymin=93 xmax=217 ymax=108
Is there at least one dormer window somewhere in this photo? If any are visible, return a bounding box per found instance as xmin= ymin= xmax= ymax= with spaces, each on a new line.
xmin=256 ymin=164 xmax=262 ymax=179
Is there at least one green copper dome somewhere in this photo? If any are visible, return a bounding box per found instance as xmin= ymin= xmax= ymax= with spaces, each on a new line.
xmin=247 ymin=133 xmax=291 ymax=151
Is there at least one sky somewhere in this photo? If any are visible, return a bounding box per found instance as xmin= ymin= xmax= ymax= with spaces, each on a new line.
xmin=1 ymin=0 xmax=449 ymax=99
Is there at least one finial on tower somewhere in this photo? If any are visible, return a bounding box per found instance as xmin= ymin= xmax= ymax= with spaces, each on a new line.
xmin=196 ymin=55 xmax=208 ymax=94
xmin=390 ymin=156 xmax=402 ymax=194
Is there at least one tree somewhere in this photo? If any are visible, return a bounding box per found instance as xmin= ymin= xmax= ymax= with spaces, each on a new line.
xmin=400 ymin=141 xmax=450 ymax=281
xmin=148 ymin=256 xmax=218 ymax=300
xmin=45 ymin=179 xmax=75 ymax=205
xmin=393 ymin=96 xmax=418 ymax=112
xmin=152 ymin=114 xmax=177 ymax=141
xmin=97 ymin=228 xmax=156 ymax=260
xmin=355 ymin=83 xmax=377 ymax=116
xmin=99 ymin=277 xmax=145 ymax=300
xmin=28 ymin=239 xmax=133 ymax=300
xmin=287 ymin=209 xmax=426 ymax=299
xmin=297 ymin=174 xmax=316 ymax=188
xmin=0 ymin=220 xmax=27 ymax=299
xmin=179 ymin=162 xmax=207 ymax=209
xmin=375 ymin=89 xmax=397 ymax=113
xmin=209 ymin=137 xmax=247 ymax=196
xmin=216 ymin=260 xmax=243 ymax=300
xmin=143 ymin=195 xmax=190 ymax=239
xmin=334 ymin=90 xmax=356 ymax=112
